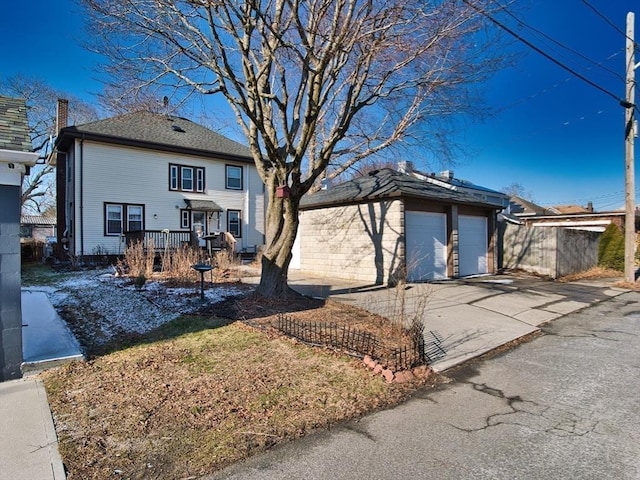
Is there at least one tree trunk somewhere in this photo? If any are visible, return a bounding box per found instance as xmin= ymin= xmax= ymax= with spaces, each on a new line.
xmin=255 ymin=190 xmax=300 ymax=297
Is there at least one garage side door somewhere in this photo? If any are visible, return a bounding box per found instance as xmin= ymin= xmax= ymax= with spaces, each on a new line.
xmin=459 ymin=215 xmax=488 ymax=277
xmin=405 ymin=211 xmax=447 ymax=281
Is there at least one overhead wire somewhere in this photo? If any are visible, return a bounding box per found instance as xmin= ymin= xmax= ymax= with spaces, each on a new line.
xmin=581 ymin=0 xmax=637 ymax=46
xmin=462 ymin=0 xmax=626 ymax=106
xmin=496 ymin=4 xmax=625 ymax=82
xmin=496 ymin=51 xmax=623 ymax=113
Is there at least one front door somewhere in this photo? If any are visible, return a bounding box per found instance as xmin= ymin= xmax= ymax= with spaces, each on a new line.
xmin=192 ymin=211 xmax=207 ymax=246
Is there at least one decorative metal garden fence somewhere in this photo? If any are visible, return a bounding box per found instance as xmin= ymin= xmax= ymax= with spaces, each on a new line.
xmin=276 ymin=314 xmax=446 ymax=371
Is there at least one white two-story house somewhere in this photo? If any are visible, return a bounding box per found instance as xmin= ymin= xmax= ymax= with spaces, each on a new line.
xmin=49 ymin=101 xmax=265 ymax=261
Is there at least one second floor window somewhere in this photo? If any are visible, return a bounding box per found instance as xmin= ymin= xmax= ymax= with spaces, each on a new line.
xmin=226 ymin=165 xmax=243 ymax=190
xmin=169 ymin=163 xmax=205 ymax=193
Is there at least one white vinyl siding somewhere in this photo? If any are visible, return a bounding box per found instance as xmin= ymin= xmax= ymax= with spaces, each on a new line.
xmin=72 ymin=141 xmax=265 ymax=256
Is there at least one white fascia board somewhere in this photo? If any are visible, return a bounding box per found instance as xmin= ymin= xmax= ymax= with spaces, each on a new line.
xmin=0 ymin=149 xmax=39 ymax=165
xmin=0 ymin=149 xmax=40 ymax=186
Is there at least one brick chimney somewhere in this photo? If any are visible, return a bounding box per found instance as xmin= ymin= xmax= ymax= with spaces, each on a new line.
xmin=587 ymin=201 xmax=594 ymax=213
xmin=56 ymin=98 xmax=69 ymax=133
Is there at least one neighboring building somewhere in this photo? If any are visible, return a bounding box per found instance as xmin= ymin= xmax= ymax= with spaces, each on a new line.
xmin=504 ymin=196 xmax=635 ymax=233
xmin=0 ymin=96 xmax=39 ymax=381
xmin=20 ymin=215 xmax=56 ymax=241
xmin=20 ymin=215 xmax=57 ymax=262
xmin=49 ymin=101 xmax=265 ymax=260
xmin=505 ymin=195 xmax=556 ymax=217
xmin=292 ymin=167 xmax=506 ymax=285
xmin=499 ymin=196 xmax=638 ymax=278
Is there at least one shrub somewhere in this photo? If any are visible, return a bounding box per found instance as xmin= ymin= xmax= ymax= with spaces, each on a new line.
xmin=598 ymin=224 xmax=624 ymax=271
xmin=121 ymin=240 xmax=155 ymax=279
xmin=161 ymin=245 xmax=201 ymax=283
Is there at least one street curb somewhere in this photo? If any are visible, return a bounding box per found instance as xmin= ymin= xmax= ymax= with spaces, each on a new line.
xmin=34 ymin=378 xmax=67 ymax=480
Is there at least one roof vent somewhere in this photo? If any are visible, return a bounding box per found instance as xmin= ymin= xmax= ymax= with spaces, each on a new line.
xmin=172 ymin=125 xmax=185 ymax=133
xmin=398 ymin=160 xmax=413 ymax=174
xmin=368 ymin=169 xmax=380 ymax=176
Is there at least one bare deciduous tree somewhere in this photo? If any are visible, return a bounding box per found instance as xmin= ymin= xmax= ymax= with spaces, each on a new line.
xmin=501 ymin=182 xmax=534 ymax=202
xmin=0 ymin=75 xmax=99 ymax=214
xmin=82 ymin=0 xmax=504 ymax=296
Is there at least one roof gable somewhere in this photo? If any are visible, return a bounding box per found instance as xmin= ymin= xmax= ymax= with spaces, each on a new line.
xmin=56 ymin=111 xmax=253 ymax=162
xmin=301 ymin=168 xmax=503 ymax=209
xmin=0 ymin=96 xmax=32 ymax=152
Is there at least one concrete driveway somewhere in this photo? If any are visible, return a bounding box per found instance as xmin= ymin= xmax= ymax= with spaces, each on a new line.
xmin=206 ymin=288 xmax=640 ymax=480
xmin=284 ymin=270 xmax=627 ymax=371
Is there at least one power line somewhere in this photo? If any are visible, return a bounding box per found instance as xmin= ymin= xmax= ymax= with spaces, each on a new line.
xmin=498 ymin=4 xmax=624 ymax=82
xmin=463 ymin=0 xmax=625 ymax=106
xmin=497 ymin=51 xmax=623 ymax=113
xmin=581 ymin=0 xmax=636 ymax=45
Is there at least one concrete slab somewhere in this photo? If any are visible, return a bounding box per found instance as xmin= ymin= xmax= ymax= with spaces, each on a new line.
xmin=424 ymin=304 xmax=538 ymax=372
xmin=472 ymin=290 xmax=564 ymax=317
xmin=429 ymin=284 xmax=504 ymax=305
xmin=0 ymin=377 xmax=66 ymax=480
xmin=21 ymin=289 xmax=83 ymax=370
xmin=513 ymin=309 xmax=561 ymax=326
xmin=542 ymin=300 xmax=590 ymax=315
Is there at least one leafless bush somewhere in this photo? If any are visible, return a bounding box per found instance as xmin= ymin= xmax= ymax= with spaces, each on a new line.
xmin=212 ymin=250 xmax=240 ymax=282
xmin=121 ymin=240 xmax=155 ymax=279
xmin=161 ymin=245 xmax=201 ymax=283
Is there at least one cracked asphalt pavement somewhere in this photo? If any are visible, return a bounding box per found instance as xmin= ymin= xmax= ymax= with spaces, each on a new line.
xmin=206 ymin=291 xmax=640 ymax=480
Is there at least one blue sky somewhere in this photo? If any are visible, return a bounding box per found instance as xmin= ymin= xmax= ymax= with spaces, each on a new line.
xmin=1 ymin=0 xmax=637 ymax=211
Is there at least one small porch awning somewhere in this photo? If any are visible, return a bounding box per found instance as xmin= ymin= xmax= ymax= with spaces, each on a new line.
xmin=184 ymin=199 xmax=223 ymax=212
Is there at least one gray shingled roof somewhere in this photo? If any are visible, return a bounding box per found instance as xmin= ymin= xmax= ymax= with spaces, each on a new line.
xmin=56 ymin=111 xmax=253 ymax=162
xmin=0 ymin=96 xmax=32 ymax=152
xmin=301 ymin=168 xmax=503 ymax=209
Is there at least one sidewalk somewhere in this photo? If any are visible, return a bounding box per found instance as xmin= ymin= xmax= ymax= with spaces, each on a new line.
xmin=0 ymin=289 xmax=82 ymax=480
xmin=0 ymin=377 xmax=66 ymax=480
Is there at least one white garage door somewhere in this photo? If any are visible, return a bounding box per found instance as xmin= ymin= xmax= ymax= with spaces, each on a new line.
xmin=459 ymin=215 xmax=488 ymax=277
xmin=405 ymin=211 xmax=447 ymax=281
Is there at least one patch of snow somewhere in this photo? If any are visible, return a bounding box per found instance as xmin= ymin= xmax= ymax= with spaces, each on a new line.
xmin=43 ymin=270 xmax=246 ymax=347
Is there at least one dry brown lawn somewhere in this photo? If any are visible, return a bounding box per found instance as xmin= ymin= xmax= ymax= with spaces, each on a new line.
xmin=42 ymin=292 xmax=438 ymax=480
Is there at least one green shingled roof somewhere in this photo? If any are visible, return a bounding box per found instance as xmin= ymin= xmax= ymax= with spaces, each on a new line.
xmin=301 ymin=168 xmax=503 ymax=209
xmin=56 ymin=111 xmax=253 ymax=162
xmin=0 ymin=96 xmax=32 ymax=152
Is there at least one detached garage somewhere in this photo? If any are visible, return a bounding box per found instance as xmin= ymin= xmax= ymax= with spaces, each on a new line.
xmin=293 ymin=168 xmax=504 ymax=285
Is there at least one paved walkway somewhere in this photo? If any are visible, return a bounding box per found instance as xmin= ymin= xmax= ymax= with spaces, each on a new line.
xmin=283 ymin=270 xmax=627 ymax=371
xmin=0 ymin=271 xmax=628 ymax=479
xmin=0 ymin=290 xmax=82 ymax=480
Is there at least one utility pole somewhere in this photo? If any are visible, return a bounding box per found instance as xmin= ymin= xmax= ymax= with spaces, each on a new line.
xmin=624 ymin=12 xmax=636 ymax=283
